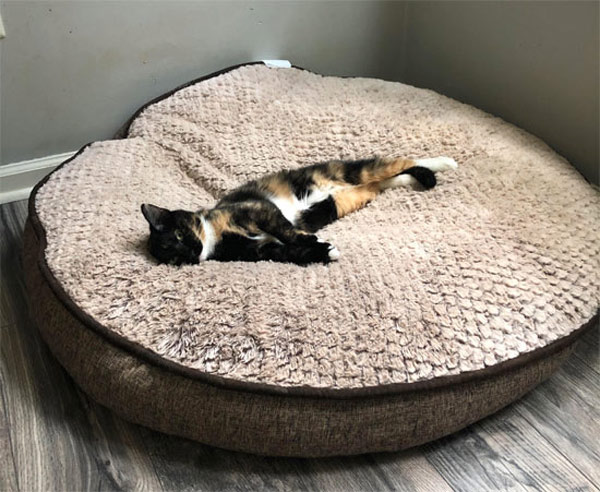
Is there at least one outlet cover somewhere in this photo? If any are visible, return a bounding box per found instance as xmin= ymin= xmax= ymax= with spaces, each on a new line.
xmin=0 ymin=11 xmax=5 ymax=39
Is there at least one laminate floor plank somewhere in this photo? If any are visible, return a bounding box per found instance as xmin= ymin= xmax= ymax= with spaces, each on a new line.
xmin=140 ymin=431 xmax=313 ymax=492
xmin=0 ymin=384 xmax=18 ymax=492
xmin=76 ymin=394 xmax=165 ymax=492
xmin=139 ymin=428 xmax=400 ymax=492
xmin=514 ymin=378 xmax=600 ymax=486
xmin=475 ymin=404 xmax=596 ymax=492
xmin=424 ymin=425 xmax=529 ymax=492
xmin=556 ymin=354 xmax=600 ymax=418
xmin=299 ymin=455 xmax=394 ymax=492
xmin=372 ymin=450 xmax=453 ymax=492
xmin=1 ymin=318 xmax=109 ymax=491
xmin=0 ymin=201 xmax=29 ymax=327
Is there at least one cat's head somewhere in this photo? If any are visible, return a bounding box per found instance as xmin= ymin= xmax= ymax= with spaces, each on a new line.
xmin=141 ymin=204 xmax=204 ymax=265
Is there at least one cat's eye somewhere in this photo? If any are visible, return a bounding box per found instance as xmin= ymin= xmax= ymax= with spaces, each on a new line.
xmin=174 ymin=230 xmax=183 ymax=241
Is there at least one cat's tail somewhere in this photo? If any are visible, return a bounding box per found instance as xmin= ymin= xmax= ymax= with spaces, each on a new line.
xmin=380 ymin=156 xmax=458 ymax=190
xmin=380 ymin=166 xmax=436 ymax=190
xmin=399 ymin=166 xmax=436 ymax=189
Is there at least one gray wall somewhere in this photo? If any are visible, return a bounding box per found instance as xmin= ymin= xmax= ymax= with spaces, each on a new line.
xmin=406 ymin=1 xmax=599 ymax=184
xmin=0 ymin=1 xmax=406 ymax=165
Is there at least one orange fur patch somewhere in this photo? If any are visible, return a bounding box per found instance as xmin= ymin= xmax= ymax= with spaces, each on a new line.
xmin=313 ymin=171 xmax=345 ymax=190
xmin=190 ymin=214 xmax=204 ymax=241
xmin=333 ymin=184 xmax=380 ymax=218
xmin=208 ymin=210 xmax=235 ymax=239
xmin=263 ymin=177 xmax=293 ymax=199
xmin=325 ymin=160 xmax=345 ymax=181
xmin=360 ymin=158 xmax=416 ymax=184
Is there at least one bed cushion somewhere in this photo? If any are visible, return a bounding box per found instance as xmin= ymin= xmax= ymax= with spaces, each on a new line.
xmin=24 ymin=62 xmax=599 ymax=456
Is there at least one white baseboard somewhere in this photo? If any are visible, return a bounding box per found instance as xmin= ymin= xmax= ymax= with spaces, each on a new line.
xmin=0 ymin=151 xmax=75 ymax=205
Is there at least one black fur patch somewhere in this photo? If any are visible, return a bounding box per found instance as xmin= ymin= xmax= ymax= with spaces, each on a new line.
xmin=286 ymin=168 xmax=317 ymax=198
xmin=212 ymin=233 xmax=260 ymax=262
xmin=300 ymin=196 xmax=338 ymax=233
xmin=218 ymin=186 xmax=265 ymax=205
xmin=343 ymin=158 xmax=378 ymax=184
xmin=401 ymin=166 xmax=437 ymax=189
xmin=260 ymin=240 xmax=333 ymax=265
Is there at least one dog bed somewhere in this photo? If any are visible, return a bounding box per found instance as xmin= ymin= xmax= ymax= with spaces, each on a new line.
xmin=24 ymin=62 xmax=599 ymax=457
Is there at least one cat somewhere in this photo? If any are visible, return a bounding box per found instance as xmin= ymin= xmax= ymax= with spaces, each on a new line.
xmin=141 ymin=156 xmax=458 ymax=266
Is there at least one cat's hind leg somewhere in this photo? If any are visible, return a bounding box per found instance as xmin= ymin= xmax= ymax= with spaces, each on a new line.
xmin=380 ymin=167 xmax=435 ymax=190
xmin=303 ymin=178 xmax=390 ymax=225
xmin=332 ymin=183 xmax=380 ymax=218
xmin=341 ymin=157 xmax=416 ymax=184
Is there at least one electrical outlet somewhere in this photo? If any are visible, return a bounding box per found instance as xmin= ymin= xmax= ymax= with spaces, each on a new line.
xmin=0 ymin=11 xmax=5 ymax=39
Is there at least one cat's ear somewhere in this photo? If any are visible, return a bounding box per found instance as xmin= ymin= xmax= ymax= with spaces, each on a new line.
xmin=141 ymin=203 xmax=170 ymax=232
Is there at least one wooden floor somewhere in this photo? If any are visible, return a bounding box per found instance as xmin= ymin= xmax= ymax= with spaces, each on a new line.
xmin=1 ymin=199 xmax=598 ymax=492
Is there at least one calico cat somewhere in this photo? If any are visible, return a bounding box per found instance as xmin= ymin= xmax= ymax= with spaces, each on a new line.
xmin=141 ymin=156 xmax=458 ymax=266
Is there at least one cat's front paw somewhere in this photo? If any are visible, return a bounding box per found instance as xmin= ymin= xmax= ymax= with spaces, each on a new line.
xmin=415 ymin=156 xmax=458 ymax=172
xmin=328 ymin=246 xmax=341 ymax=261
xmin=318 ymin=239 xmax=340 ymax=262
xmin=290 ymin=239 xmax=340 ymax=265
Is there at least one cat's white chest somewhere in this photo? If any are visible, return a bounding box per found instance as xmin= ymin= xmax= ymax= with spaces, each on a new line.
xmin=268 ymin=186 xmax=344 ymax=225
xmin=268 ymin=195 xmax=301 ymax=224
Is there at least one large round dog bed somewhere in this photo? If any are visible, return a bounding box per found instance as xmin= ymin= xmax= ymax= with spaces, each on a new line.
xmin=24 ymin=63 xmax=599 ymax=457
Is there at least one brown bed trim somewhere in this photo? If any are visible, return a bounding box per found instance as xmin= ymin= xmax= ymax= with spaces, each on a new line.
xmin=26 ymin=62 xmax=599 ymax=400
